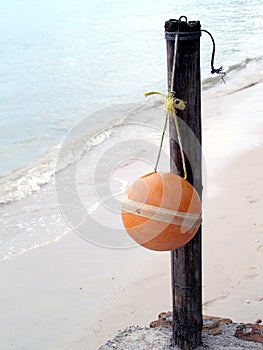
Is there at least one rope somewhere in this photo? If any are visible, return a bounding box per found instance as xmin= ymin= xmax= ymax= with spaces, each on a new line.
xmin=201 ymin=29 xmax=226 ymax=82
xmin=165 ymin=27 xmax=226 ymax=83
xmin=172 ymin=107 xmax=187 ymax=180
xmin=144 ymin=33 xmax=188 ymax=179
xmin=165 ymin=31 xmax=201 ymax=41
xmin=170 ymin=34 xmax=179 ymax=92
xmin=144 ymin=91 xmax=187 ymax=179
xmin=146 ymin=21 xmax=226 ymax=178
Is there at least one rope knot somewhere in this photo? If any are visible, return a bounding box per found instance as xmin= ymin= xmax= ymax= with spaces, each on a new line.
xmin=144 ymin=91 xmax=186 ymax=115
xmin=165 ymin=92 xmax=186 ymax=114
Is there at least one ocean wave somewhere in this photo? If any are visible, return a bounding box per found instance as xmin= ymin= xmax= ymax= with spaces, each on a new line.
xmin=1 ymin=56 xmax=262 ymax=205
xmin=0 ymin=103 xmax=142 ymax=204
xmin=0 ymin=144 xmax=60 ymax=204
xmin=202 ymin=55 xmax=263 ymax=90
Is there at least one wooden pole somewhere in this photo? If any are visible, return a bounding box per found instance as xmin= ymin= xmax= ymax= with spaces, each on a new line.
xmin=165 ymin=18 xmax=203 ymax=349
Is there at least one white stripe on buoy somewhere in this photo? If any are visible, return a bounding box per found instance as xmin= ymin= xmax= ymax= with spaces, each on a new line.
xmin=121 ymin=195 xmax=201 ymax=228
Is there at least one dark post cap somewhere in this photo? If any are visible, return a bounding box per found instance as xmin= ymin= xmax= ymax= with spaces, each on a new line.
xmin=165 ymin=18 xmax=200 ymax=32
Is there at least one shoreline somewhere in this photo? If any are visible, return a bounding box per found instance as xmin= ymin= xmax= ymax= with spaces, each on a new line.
xmin=0 ymin=144 xmax=262 ymax=350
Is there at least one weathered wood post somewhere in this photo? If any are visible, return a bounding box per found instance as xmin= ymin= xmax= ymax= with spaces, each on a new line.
xmin=165 ymin=18 xmax=203 ymax=349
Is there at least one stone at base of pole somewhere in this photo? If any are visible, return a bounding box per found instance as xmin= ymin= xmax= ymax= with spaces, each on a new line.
xmin=98 ymin=316 xmax=263 ymax=350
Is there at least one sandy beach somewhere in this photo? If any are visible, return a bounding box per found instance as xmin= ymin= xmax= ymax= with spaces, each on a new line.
xmin=0 ymin=73 xmax=263 ymax=349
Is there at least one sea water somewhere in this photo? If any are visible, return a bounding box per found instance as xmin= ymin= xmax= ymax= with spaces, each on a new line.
xmin=0 ymin=0 xmax=262 ymax=260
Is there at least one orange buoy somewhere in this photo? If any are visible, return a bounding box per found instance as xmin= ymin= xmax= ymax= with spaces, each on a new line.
xmin=121 ymin=172 xmax=202 ymax=251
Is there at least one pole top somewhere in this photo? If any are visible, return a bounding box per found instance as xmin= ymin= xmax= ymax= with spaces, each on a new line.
xmin=165 ymin=17 xmax=201 ymax=41
xmin=165 ymin=17 xmax=201 ymax=32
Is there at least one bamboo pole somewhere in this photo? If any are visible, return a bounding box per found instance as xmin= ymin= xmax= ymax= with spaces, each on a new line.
xmin=165 ymin=17 xmax=203 ymax=349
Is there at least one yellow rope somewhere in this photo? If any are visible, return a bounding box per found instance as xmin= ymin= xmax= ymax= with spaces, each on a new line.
xmin=172 ymin=107 xmax=187 ymax=180
xmin=144 ymin=91 xmax=187 ymax=179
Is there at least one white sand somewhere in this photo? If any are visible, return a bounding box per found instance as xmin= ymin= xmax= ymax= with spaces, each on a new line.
xmin=0 ymin=77 xmax=262 ymax=350
xmin=202 ymin=80 xmax=263 ymax=322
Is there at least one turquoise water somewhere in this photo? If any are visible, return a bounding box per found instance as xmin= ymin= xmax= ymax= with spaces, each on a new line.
xmin=0 ymin=0 xmax=262 ymax=178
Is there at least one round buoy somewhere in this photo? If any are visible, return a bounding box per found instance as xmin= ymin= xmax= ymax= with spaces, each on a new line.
xmin=121 ymin=172 xmax=202 ymax=251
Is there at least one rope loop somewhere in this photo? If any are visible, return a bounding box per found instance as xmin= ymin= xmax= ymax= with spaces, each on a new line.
xmin=179 ymin=16 xmax=187 ymax=22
